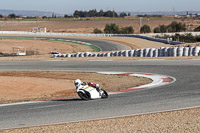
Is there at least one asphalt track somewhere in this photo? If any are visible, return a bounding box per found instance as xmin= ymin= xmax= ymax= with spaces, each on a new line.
xmin=1 ymin=36 xmax=131 ymax=51
xmin=0 ymin=37 xmax=200 ymax=129
xmin=0 ymin=60 xmax=200 ymax=130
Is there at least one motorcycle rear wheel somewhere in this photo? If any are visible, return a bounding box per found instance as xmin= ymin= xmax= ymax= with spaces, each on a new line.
xmin=78 ymin=90 xmax=91 ymax=100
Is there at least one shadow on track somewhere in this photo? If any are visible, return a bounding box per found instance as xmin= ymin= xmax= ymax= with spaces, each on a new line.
xmin=51 ymin=98 xmax=82 ymax=102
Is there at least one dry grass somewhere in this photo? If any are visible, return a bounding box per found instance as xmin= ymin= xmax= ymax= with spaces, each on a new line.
xmin=0 ymin=38 xmax=94 ymax=56
xmin=0 ymin=19 xmax=199 ymax=33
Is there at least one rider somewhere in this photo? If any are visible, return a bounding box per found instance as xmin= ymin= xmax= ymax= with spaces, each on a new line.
xmin=74 ymin=79 xmax=101 ymax=93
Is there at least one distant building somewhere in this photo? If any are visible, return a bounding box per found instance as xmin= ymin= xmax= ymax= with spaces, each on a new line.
xmin=175 ymin=13 xmax=198 ymax=19
xmin=39 ymin=27 xmax=47 ymax=33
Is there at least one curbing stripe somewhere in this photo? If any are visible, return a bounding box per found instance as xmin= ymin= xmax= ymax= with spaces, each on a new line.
xmin=98 ymin=72 xmax=176 ymax=94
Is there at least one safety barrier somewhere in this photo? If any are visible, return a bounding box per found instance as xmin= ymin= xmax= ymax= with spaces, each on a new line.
xmin=53 ymin=46 xmax=200 ymax=58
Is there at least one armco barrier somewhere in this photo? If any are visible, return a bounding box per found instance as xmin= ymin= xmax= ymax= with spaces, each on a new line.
xmin=54 ymin=46 xmax=200 ymax=58
xmin=113 ymin=34 xmax=185 ymax=45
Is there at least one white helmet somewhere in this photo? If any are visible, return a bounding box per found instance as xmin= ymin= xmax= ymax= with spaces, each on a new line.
xmin=74 ymin=79 xmax=81 ymax=86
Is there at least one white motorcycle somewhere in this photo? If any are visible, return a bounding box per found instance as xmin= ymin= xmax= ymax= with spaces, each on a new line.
xmin=76 ymin=85 xmax=108 ymax=100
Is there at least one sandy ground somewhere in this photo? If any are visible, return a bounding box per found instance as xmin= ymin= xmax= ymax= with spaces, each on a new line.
xmin=0 ymin=18 xmax=199 ymax=33
xmin=0 ymin=71 xmax=151 ymax=104
xmin=0 ymin=38 xmax=94 ymax=56
xmin=1 ymin=107 xmax=199 ymax=133
xmin=0 ymin=19 xmax=178 ymax=33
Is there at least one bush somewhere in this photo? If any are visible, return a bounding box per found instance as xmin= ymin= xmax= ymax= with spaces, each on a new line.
xmin=93 ymin=28 xmax=103 ymax=34
xmin=167 ymin=21 xmax=186 ymax=32
xmin=194 ymin=26 xmax=200 ymax=32
xmin=172 ymin=33 xmax=199 ymax=43
xmin=140 ymin=25 xmax=151 ymax=33
xmin=104 ymin=23 xmax=120 ymax=34
xmin=160 ymin=25 xmax=168 ymax=33
xmin=153 ymin=27 xmax=161 ymax=33
xmin=120 ymin=26 xmax=134 ymax=34
xmin=103 ymin=23 xmax=134 ymax=34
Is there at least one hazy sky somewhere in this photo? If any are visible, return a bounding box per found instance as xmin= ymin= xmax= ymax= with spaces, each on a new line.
xmin=0 ymin=0 xmax=199 ymax=14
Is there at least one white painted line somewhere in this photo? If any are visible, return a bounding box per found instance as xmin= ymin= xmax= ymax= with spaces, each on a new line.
xmin=0 ymin=101 xmax=44 ymax=107
xmin=89 ymin=60 xmax=113 ymax=62
xmin=138 ymin=59 xmax=165 ymax=61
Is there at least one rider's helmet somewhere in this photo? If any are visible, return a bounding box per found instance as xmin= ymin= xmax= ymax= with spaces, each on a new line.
xmin=74 ymin=79 xmax=81 ymax=87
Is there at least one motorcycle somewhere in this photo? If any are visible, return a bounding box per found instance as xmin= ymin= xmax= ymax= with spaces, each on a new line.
xmin=76 ymin=85 xmax=108 ymax=100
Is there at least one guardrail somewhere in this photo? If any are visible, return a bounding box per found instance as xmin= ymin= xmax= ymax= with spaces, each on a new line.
xmin=143 ymin=32 xmax=200 ymax=37
xmin=53 ymin=46 xmax=200 ymax=58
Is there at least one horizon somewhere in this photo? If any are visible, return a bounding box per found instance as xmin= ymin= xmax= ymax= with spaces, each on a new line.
xmin=0 ymin=8 xmax=200 ymax=16
xmin=0 ymin=0 xmax=199 ymax=14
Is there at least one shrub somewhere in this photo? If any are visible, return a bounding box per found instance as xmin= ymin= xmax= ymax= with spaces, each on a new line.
xmin=104 ymin=23 xmax=120 ymax=34
xmin=120 ymin=26 xmax=134 ymax=34
xmin=93 ymin=28 xmax=103 ymax=34
xmin=153 ymin=27 xmax=161 ymax=33
xmin=167 ymin=21 xmax=186 ymax=32
xmin=194 ymin=26 xmax=200 ymax=32
xmin=140 ymin=25 xmax=151 ymax=33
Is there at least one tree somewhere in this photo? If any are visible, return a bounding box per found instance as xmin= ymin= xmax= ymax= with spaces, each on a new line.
xmin=88 ymin=9 xmax=97 ymax=17
xmin=73 ymin=10 xmax=80 ymax=17
xmin=42 ymin=16 xmax=47 ymax=19
xmin=140 ymin=25 xmax=151 ymax=33
xmin=8 ymin=13 xmax=16 ymax=19
xmin=104 ymin=23 xmax=120 ymax=34
xmin=160 ymin=25 xmax=167 ymax=33
xmin=64 ymin=14 xmax=72 ymax=18
xmin=194 ymin=26 xmax=200 ymax=32
xmin=154 ymin=27 xmax=161 ymax=33
xmin=104 ymin=10 xmax=118 ymax=17
xmin=97 ymin=9 xmax=104 ymax=17
xmin=120 ymin=26 xmax=134 ymax=34
xmin=120 ymin=12 xmax=127 ymax=18
xmin=73 ymin=9 xmax=119 ymax=18
xmin=167 ymin=21 xmax=186 ymax=32
xmin=93 ymin=28 xmax=103 ymax=34
xmin=0 ymin=14 xmax=3 ymax=18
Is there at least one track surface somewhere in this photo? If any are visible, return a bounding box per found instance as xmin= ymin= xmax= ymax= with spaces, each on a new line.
xmin=1 ymin=36 xmax=131 ymax=51
xmin=0 ymin=60 xmax=200 ymax=129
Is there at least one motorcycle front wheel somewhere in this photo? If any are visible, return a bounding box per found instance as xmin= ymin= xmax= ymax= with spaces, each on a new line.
xmin=100 ymin=89 xmax=108 ymax=99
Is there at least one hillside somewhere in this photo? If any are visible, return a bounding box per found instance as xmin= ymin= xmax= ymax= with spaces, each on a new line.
xmin=0 ymin=9 xmax=61 ymax=17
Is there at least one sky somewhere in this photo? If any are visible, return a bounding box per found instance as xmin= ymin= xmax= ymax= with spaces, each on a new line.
xmin=0 ymin=0 xmax=199 ymax=14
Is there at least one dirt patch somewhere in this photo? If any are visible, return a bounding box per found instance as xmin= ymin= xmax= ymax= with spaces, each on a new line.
xmin=0 ymin=39 xmax=94 ymax=56
xmin=2 ymin=107 xmax=199 ymax=133
xmin=0 ymin=71 xmax=151 ymax=104
xmin=0 ymin=19 xmax=196 ymax=33
xmin=176 ymin=42 xmax=200 ymax=47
